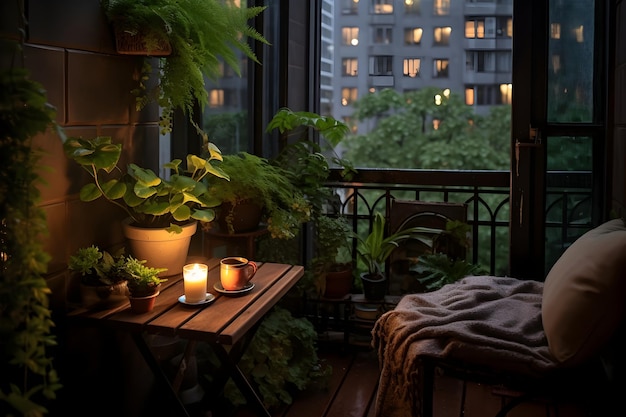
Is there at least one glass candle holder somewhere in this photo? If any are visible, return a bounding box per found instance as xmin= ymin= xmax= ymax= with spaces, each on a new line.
xmin=182 ymin=263 xmax=208 ymax=303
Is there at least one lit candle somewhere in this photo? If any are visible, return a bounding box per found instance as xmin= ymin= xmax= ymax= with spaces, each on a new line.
xmin=183 ymin=263 xmax=208 ymax=303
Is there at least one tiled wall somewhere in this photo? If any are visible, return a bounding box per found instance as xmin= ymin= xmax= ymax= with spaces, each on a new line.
xmin=1 ymin=0 xmax=162 ymax=311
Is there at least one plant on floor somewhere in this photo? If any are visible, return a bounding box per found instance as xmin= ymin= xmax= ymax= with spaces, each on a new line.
xmin=356 ymin=212 xmax=440 ymax=281
xmin=100 ymin=0 xmax=269 ymax=134
xmin=310 ymin=214 xmax=354 ymax=297
xmin=63 ymin=136 xmax=229 ymax=233
xmin=205 ymin=152 xmax=310 ymax=239
xmin=0 ymin=66 xmax=62 ymax=415
xmin=214 ymin=306 xmax=332 ymax=409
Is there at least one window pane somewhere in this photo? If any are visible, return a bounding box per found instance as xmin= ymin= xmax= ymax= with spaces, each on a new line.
xmin=547 ymin=0 xmax=594 ymax=122
xmin=545 ymin=136 xmax=593 ymax=271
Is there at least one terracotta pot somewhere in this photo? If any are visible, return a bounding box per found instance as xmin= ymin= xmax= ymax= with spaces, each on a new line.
xmin=122 ymin=218 xmax=197 ymax=276
xmin=129 ymin=291 xmax=160 ymax=314
xmin=323 ymin=265 xmax=353 ymax=299
xmin=80 ymin=281 xmax=129 ymax=310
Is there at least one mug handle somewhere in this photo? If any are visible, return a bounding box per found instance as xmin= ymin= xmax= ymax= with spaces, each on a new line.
xmin=246 ymin=261 xmax=258 ymax=281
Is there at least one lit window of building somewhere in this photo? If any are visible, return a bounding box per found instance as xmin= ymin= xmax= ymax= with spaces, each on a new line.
xmin=433 ymin=58 xmax=449 ymax=78
xmin=551 ymin=23 xmax=561 ymax=39
xmin=342 ymin=27 xmax=360 ymax=46
xmin=342 ymin=58 xmax=359 ymax=76
xmin=404 ymin=28 xmax=423 ymax=45
xmin=372 ymin=0 xmax=393 ymax=14
xmin=433 ymin=0 xmax=450 ymax=16
xmin=403 ymin=58 xmax=421 ymax=77
xmin=499 ymin=83 xmax=512 ymax=104
xmin=341 ymin=87 xmax=358 ymax=106
xmin=434 ymin=27 xmax=452 ymax=46
xmin=208 ymin=89 xmax=224 ymax=108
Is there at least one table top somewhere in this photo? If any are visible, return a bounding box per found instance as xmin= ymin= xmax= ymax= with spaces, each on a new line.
xmin=69 ymin=258 xmax=304 ymax=346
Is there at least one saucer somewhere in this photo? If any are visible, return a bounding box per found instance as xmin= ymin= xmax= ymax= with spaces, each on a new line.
xmin=178 ymin=293 xmax=215 ymax=306
xmin=213 ymin=282 xmax=254 ymax=296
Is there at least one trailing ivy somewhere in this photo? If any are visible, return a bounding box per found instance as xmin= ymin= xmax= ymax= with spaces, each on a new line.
xmin=0 ymin=67 xmax=62 ymax=416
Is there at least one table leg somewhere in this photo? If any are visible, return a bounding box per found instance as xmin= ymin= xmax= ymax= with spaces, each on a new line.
xmin=132 ymin=333 xmax=191 ymax=417
xmin=210 ymin=343 xmax=272 ymax=417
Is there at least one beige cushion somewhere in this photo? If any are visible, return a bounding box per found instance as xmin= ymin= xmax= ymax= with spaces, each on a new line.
xmin=542 ymin=218 xmax=626 ymax=365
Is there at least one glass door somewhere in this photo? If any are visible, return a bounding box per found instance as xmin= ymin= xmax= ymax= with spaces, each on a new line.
xmin=510 ymin=0 xmax=607 ymax=279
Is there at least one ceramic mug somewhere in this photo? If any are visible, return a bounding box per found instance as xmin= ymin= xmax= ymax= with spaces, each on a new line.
xmin=220 ymin=257 xmax=258 ymax=291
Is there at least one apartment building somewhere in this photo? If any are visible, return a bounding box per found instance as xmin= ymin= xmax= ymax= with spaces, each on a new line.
xmin=324 ymin=0 xmax=514 ymax=130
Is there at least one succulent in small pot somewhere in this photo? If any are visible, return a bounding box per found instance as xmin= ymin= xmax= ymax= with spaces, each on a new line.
xmin=124 ymin=256 xmax=168 ymax=298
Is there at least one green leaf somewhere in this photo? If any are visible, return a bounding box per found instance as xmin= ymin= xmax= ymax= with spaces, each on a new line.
xmin=191 ymin=208 xmax=216 ymax=222
xmin=79 ymin=183 xmax=103 ymax=201
xmin=101 ymin=179 xmax=126 ymax=200
xmin=128 ymin=164 xmax=161 ymax=187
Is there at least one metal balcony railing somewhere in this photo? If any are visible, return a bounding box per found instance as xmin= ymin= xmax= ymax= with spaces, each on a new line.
xmin=324 ymin=168 xmax=593 ymax=277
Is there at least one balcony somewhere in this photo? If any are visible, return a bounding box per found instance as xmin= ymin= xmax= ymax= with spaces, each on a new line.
xmin=324 ymin=168 xmax=593 ymax=277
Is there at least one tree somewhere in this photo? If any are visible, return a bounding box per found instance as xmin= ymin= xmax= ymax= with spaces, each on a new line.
xmin=343 ymin=88 xmax=510 ymax=170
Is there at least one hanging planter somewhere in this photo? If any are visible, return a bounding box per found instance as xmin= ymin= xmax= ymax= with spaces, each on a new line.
xmin=114 ymin=25 xmax=171 ymax=56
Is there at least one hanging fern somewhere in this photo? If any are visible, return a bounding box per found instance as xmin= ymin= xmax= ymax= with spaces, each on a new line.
xmin=101 ymin=0 xmax=269 ymax=134
xmin=0 ymin=67 xmax=62 ymax=416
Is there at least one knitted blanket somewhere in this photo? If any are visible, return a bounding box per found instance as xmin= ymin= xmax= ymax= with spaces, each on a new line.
xmin=371 ymin=275 xmax=559 ymax=417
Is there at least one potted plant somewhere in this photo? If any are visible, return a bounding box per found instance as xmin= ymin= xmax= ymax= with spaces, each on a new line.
xmin=205 ymin=152 xmax=311 ymax=240
xmin=311 ymin=215 xmax=354 ymax=298
xmin=124 ymin=256 xmax=168 ymax=313
xmin=63 ymin=135 xmax=229 ymax=274
xmin=356 ymin=213 xmax=440 ymax=301
xmin=68 ymin=245 xmax=130 ymax=309
xmin=100 ymin=0 xmax=269 ymax=134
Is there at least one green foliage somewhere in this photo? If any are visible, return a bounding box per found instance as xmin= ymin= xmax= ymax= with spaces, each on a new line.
xmin=269 ymin=108 xmax=356 ymax=188
xmin=0 ymin=68 xmax=62 ymax=415
xmin=267 ymin=108 xmax=351 ymax=148
xmin=220 ymin=307 xmax=331 ymax=409
xmin=203 ymin=111 xmax=248 ymax=155
xmin=206 ymin=152 xmax=311 ymax=239
xmin=68 ymin=245 xmax=128 ymax=286
xmin=412 ymin=253 xmax=487 ymax=291
xmin=356 ymin=213 xmax=440 ymax=278
xmin=344 ymin=88 xmax=510 ymax=170
xmin=63 ymin=136 xmax=229 ymax=232
xmin=101 ymin=0 xmax=269 ymax=134
xmin=123 ymin=257 xmax=167 ymax=295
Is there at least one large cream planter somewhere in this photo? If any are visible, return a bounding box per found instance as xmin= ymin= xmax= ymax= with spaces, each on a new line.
xmin=122 ymin=218 xmax=197 ymax=276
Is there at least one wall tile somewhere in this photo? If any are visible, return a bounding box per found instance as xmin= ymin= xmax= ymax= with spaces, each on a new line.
xmin=28 ymin=0 xmax=114 ymax=54
xmin=67 ymin=51 xmax=140 ymax=125
xmin=24 ymin=45 xmax=66 ymax=124
xmin=42 ymin=202 xmax=68 ymax=275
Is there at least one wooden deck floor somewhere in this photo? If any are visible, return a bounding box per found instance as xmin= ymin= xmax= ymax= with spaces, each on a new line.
xmin=231 ymin=342 xmax=589 ymax=417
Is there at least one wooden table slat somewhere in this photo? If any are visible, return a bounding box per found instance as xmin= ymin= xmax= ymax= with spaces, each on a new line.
xmin=218 ymin=264 xmax=303 ymax=345
xmin=177 ymin=263 xmax=291 ymax=342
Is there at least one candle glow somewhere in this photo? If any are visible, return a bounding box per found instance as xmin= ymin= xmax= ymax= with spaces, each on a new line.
xmin=183 ymin=263 xmax=208 ymax=303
